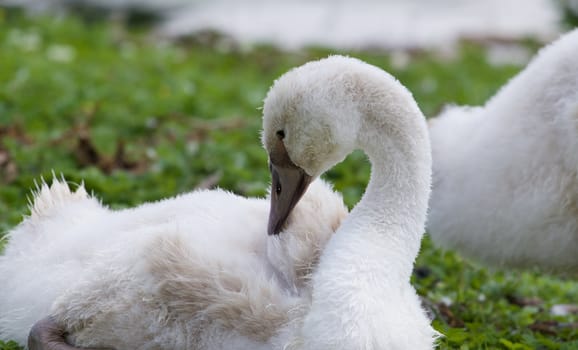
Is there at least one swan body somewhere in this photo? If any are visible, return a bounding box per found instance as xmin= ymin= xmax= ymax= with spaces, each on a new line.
xmin=0 ymin=178 xmax=347 ymax=349
xmin=262 ymin=55 xmax=437 ymax=349
xmin=427 ymin=29 xmax=578 ymax=272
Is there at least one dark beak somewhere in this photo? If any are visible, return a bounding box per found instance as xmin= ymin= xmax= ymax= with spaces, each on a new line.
xmin=268 ymin=162 xmax=312 ymax=235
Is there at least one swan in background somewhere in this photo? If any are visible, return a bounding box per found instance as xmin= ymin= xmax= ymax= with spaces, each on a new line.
xmin=3 ymin=54 xmax=438 ymax=349
xmin=427 ymin=28 xmax=578 ymax=273
xmin=0 ymin=177 xmax=347 ymax=349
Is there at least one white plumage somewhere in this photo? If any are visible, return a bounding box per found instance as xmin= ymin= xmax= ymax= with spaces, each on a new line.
xmin=427 ymin=28 xmax=578 ymax=272
xmin=0 ymin=178 xmax=347 ymax=349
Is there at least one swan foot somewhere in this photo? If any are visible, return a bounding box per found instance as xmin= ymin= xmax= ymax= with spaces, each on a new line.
xmin=28 ymin=317 xmax=110 ymax=350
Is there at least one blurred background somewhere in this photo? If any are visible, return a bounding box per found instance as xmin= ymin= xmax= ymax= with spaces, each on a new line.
xmin=0 ymin=1 xmax=577 ymax=349
xmin=2 ymin=0 xmax=577 ymax=49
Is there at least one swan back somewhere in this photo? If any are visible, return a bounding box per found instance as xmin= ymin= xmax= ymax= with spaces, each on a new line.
xmin=0 ymin=177 xmax=348 ymax=349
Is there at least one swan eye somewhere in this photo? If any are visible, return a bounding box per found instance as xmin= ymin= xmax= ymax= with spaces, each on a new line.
xmin=276 ymin=183 xmax=282 ymax=195
xmin=276 ymin=130 xmax=285 ymax=140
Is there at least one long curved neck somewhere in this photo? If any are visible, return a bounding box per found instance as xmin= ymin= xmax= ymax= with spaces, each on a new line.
xmin=320 ymin=79 xmax=431 ymax=280
xmin=346 ymin=96 xmax=431 ymax=279
xmin=485 ymin=30 xmax=578 ymax=122
xmin=317 ymin=81 xmax=431 ymax=285
xmin=348 ymin=146 xmax=430 ymax=277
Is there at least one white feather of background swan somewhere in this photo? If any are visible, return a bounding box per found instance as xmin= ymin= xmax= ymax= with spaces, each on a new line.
xmin=427 ymin=28 xmax=578 ymax=273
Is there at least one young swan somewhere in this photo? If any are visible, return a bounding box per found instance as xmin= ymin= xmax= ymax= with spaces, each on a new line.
xmin=6 ymin=54 xmax=437 ymax=350
xmin=263 ymin=55 xmax=437 ymax=349
xmin=427 ymin=29 xmax=578 ymax=272
xmin=0 ymin=177 xmax=347 ymax=350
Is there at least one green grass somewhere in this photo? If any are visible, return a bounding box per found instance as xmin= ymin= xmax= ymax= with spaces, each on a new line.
xmin=0 ymin=9 xmax=576 ymax=350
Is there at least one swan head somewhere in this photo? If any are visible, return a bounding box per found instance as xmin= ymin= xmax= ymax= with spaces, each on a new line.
xmin=263 ymin=55 xmax=371 ymax=235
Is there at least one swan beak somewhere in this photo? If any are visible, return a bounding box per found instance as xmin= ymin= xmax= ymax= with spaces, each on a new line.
xmin=268 ymin=163 xmax=312 ymax=235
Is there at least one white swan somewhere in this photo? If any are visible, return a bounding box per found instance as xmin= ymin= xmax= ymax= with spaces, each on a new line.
xmin=0 ymin=177 xmax=347 ymax=349
xmin=1 ymin=54 xmax=437 ymax=349
xmin=427 ymin=28 xmax=578 ymax=272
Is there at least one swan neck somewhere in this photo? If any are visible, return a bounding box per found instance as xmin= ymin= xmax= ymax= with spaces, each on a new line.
xmin=355 ymin=143 xmax=430 ymax=257
xmin=343 ymin=91 xmax=432 ymax=271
